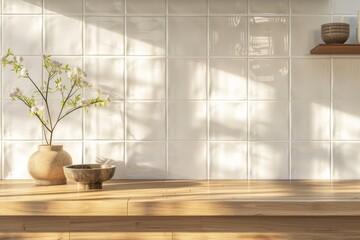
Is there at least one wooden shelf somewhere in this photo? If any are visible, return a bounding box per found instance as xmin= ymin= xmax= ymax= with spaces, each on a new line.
xmin=311 ymin=44 xmax=360 ymax=54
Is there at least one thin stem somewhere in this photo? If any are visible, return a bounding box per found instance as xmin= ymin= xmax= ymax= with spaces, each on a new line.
xmin=27 ymin=74 xmax=53 ymax=130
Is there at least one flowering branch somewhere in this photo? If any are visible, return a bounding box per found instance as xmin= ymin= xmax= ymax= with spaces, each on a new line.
xmin=2 ymin=49 xmax=110 ymax=145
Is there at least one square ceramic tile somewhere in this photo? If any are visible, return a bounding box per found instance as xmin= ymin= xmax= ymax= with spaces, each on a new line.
xmin=334 ymin=59 xmax=360 ymax=100
xmin=3 ymin=101 xmax=42 ymax=140
xmin=333 ymin=0 xmax=360 ymax=14
xmin=85 ymin=57 xmax=124 ymax=100
xmin=3 ymin=142 xmax=39 ymax=179
xmin=45 ymin=16 xmax=82 ymax=55
xmin=126 ymin=0 xmax=165 ymax=14
xmin=210 ymin=142 xmax=247 ymax=179
xmin=291 ymin=142 xmax=330 ymax=179
xmin=127 ymin=102 xmax=166 ymax=140
xmin=333 ymin=142 xmax=360 ymax=179
xmin=209 ymin=59 xmax=247 ymax=100
xmin=168 ymin=102 xmax=207 ymax=140
xmin=209 ymin=17 xmax=247 ymax=56
xmin=333 ymin=101 xmax=360 ymax=140
xmin=249 ymin=102 xmax=289 ymax=141
xmin=291 ymin=16 xmax=330 ymax=56
xmin=168 ymin=58 xmax=207 ymax=100
xmin=126 ymin=17 xmax=165 ymax=56
xmin=3 ymin=0 xmax=42 ymax=14
xmin=85 ymin=101 xmax=124 ymax=140
xmin=250 ymin=142 xmax=289 ymax=179
xmin=291 ymin=101 xmax=330 ymax=141
xmin=168 ymin=0 xmax=206 ymax=14
xmin=2 ymin=56 xmax=43 ymax=100
xmin=57 ymin=142 xmax=83 ymax=164
xmin=85 ymin=142 xmax=125 ymax=179
xmin=45 ymin=0 xmax=82 ymax=14
xmin=85 ymin=17 xmax=124 ymax=55
xmin=209 ymin=102 xmax=247 ymax=140
xmin=249 ymin=17 xmax=289 ymax=56
xmin=126 ymin=58 xmax=165 ymax=100
xmin=291 ymin=0 xmax=331 ymax=14
xmin=249 ymin=0 xmax=288 ymax=14
xmin=3 ymin=16 xmax=42 ymax=55
xmin=47 ymin=101 xmax=83 ymax=141
xmin=44 ymin=56 xmax=83 ymax=100
xmin=333 ymin=17 xmax=357 ymax=44
xmin=168 ymin=142 xmax=207 ymax=179
xmin=85 ymin=0 xmax=125 ymax=15
xmin=168 ymin=17 xmax=207 ymax=56
xmin=291 ymin=59 xmax=330 ymax=100
xmin=209 ymin=0 xmax=247 ymax=14
xmin=249 ymin=59 xmax=288 ymax=100
xmin=126 ymin=142 xmax=166 ymax=179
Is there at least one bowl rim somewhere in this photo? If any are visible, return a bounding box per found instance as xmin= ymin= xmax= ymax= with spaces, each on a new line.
xmin=321 ymin=22 xmax=350 ymax=26
xmin=63 ymin=164 xmax=116 ymax=170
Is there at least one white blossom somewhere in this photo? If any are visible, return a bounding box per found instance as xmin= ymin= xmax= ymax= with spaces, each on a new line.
xmin=82 ymin=80 xmax=91 ymax=87
xmin=80 ymin=98 xmax=90 ymax=107
xmin=15 ymin=56 xmax=23 ymax=63
xmin=9 ymin=87 xmax=21 ymax=99
xmin=31 ymin=105 xmax=45 ymax=115
xmin=20 ymin=68 xmax=28 ymax=76
xmin=104 ymin=95 xmax=111 ymax=102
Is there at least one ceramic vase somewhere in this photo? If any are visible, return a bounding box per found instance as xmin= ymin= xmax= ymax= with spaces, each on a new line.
xmin=28 ymin=145 xmax=72 ymax=185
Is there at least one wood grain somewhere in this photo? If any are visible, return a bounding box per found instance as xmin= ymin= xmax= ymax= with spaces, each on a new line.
xmin=310 ymin=44 xmax=360 ymax=54
xmin=1 ymin=180 xmax=360 ymax=216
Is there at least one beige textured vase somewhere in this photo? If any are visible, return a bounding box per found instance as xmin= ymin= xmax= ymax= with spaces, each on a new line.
xmin=28 ymin=145 xmax=72 ymax=185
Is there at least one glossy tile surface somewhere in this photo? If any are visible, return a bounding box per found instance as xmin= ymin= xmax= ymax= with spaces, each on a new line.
xmin=45 ymin=16 xmax=82 ymax=55
xmin=85 ymin=142 xmax=125 ymax=179
xmin=85 ymin=0 xmax=125 ymax=15
xmin=126 ymin=142 xmax=166 ymax=179
xmin=168 ymin=142 xmax=207 ymax=179
xmin=168 ymin=58 xmax=206 ymax=100
xmin=168 ymin=0 xmax=206 ymax=14
xmin=291 ymin=142 xmax=330 ymax=179
xmin=209 ymin=0 xmax=247 ymax=14
xmin=3 ymin=0 xmax=42 ymax=14
xmin=210 ymin=59 xmax=247 ymax=100
xmin=3 ymin=16 xmax=42 ymax=55
xmin=291 ymin=59 xmax=330 ymax=100
xmin=209 ymin=102 xmax=247 ymax=140
xmin=210 ymin=142 xmax=247 ymax=179
xmin=249 ymin=142 xmax=289 ymax=179
xmin=126 ymin=58 xmax=165 ymax=99
xmin=291 ymin=0 xmax=331 ymax=15
xmin=249 ymin=102 xmax=289 ymax=141
xmin=249 ymin=59 xmax=288 ymax=100
xmin=333 ymin=59 xmax=360 ymax=100
xmin=209 ymin=17 xmax=247 ymax=56
xmin=249 ymin=0 xmax=288 ymax=14
xmin=85 ymin=17 xmax=124 ymax=55
xmin=291 ymin=101 xmax=330 ymax=141
xmin=127 ymin=17 xmax=165 ymax=56
xmin=249 ymin=17 xmax=288 ymax=56
xmin=168 ymin=102 xmax=206 ymax=140
xmin=127 ymin=102 xmax=166 ymax=140
xmin=126 ymin=0 xmax=165 ymax=14
xmin=168 ymin=17 xmax=206 ymax=56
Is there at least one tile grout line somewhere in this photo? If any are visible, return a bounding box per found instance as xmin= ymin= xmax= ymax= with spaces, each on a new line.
xmin=165 ymin=0 xmax=169 ymax=180
xmin=247 ymin=0 xmax=250 ymax=181
xmin=289 ymin=0 xmax=292 ymax=180
xmin=124 ymin=0 xmax=128 ymax=179
xmin=206 ymin=0 xmax=210 ymax=181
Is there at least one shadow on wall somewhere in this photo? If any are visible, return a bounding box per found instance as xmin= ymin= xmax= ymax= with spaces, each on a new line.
xmin=4 ymin=0 xmax=360 ymax=180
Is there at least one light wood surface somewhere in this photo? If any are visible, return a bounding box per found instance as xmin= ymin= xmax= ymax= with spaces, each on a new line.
xmin=1 ymin=180 xmax=360 ymax=239
xmin=1 ymin=180 xmax=360 ymax=216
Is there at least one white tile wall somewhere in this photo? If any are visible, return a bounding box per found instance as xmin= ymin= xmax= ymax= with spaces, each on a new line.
xmin=2 ymin=0 xmax=360 ymax=180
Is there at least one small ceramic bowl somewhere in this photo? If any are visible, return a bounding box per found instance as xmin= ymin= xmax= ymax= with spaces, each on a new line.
xmin=64 ymin=164 xmax=116 ymax=190
xmin=321 ymin=23 xmax=349 ymax=44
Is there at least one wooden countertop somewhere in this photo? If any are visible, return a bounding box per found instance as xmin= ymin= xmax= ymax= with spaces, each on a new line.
xmin=1 ymin=180 xmax=360 ymax=217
